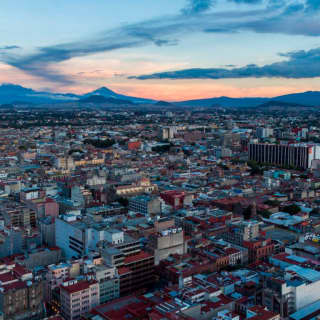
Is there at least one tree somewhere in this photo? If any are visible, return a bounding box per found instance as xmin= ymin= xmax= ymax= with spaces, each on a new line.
xmin=264 ymin=200 xmax=280 ymax=207
xmin=118 ymin=197 xmax=129 ymax=207
xmin=310 ymin=208 xmax=319 ymax=215
xmin=282 ymin=204 xmax=300 ymax=215
xmin=247 ymin=160 xmax=264 ymax=175
xmin=259 ymin=209 xmax=272 ymax=219
xmin=243 ymin=205 xmax=252 ymax=220
xmin=84 ymin=138 xmax=115 ymax=148
xmin=18 ymin=145 xmax=27 ymax=151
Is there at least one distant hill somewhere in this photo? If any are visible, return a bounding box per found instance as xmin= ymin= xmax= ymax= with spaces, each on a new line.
xmin=0 ymin=83 xmax=320 ymax=108
xmin=155 ymin=100 xmax=176 ymax=107
xmin=255 ymin=100 xmax=310 ymax=110
xmin=0 ymin=83 xmax=155 ymax=105
xmin=0 ymin=83 xmax=79 ymax=104
xmin=82 ymin=87 xmax=155 ymax=104
xmin=177 ymin=91 xmax=320 ymax=108
xmin=272 ymin=91 xmax=320 ymax=106
xmin=80 ymin=95 xmax=133 ymax=105
xmin=176 ymin=96 xmax=268 ymax=108
xmin=0 ymin=103 xmax=14 ymax=109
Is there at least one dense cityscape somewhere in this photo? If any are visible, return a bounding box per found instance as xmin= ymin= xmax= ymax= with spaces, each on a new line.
xmin=0 ymin=100 xmax=319 ymax=320
xmin=2 ymin=0 xmax=320 ymax=319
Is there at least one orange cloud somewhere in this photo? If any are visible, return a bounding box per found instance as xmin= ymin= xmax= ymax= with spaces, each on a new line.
xmin=1 ymin=59 xmax=320 ymax=102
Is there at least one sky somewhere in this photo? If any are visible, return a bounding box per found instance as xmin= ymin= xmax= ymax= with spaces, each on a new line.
xmin=1 ymin=0 xmax=320 ymax=101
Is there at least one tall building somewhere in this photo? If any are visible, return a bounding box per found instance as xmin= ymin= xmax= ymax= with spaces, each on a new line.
xmin=129 ymin=195 xmax=162 ymax=216
xmin=256 ymin=127 xmax=273 ymax=139
xmin=249 ymin=143 xmax=320 ymax=169
xmin=99 ymin=230 xmax=155 ymax=296
xmin=222 ymin=220 xmax=260 ymax=246
xmin=147 ymin=226 xmax=186 ymax=265
xmin=94 ymin=265 xmax=120 ymax=304
xmin=0 ymin=202 xmax=36 ymax=229
xmin=264 ymin=253 xmax=320 ymax=317
xmin=60 ymin=279 xmax=99 ymax=320
xmin=0 ymin=227 xmax=23 ymax=258
xmin=0 ymin=262 xmax=43 ymax=320
xmin=54 ymin=155 xmax=75 ymax=171
xmin=160 ymin=127 xmax=174 ymax=140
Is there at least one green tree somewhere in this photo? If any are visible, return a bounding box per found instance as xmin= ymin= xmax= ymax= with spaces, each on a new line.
xmin=282 ymin=204 xmax=300 ymax=215
xmin=243 ymin=205 xmax=252 ymax=220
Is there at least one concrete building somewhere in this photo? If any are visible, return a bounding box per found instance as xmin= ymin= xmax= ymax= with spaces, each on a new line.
xmin=264 ymin=253 xmax=320 ymax=317
xmin=160 ymin=190 xmax=194 ymax=210
xmin=212 ymin=147 xmax=233 ymax=159
xmin=94 ymin=265 xmax=120 ymax=304
xmin=0 ymin=202 xmax=36 ymax=229
xmin=0 ymin=228 xmax=23 ymax=258
xmin=55 ymin=216 xmax=87 ymax=259
xmin=39 ymin=216 xmax=56 ymax=247
xmin=56 ymin=216 xmax=127 ymax=259
xmin=249 ymin=143 xmax=320 ymax=169
xmin=147 ymin=226 xmax=186 ymax=265
xmin=129 ymin=195 xmax=161 ymax=216
xmin=160 ymin=127 xmax=174 ymax=140
xmin=60 ymin=279 xmax=99 ymax=320
xmin=99 ymin=231 xmax=154 ymax=297
xmin=45 ymin=262 xmax=75 ymax=302
xmin=222 ymin=220 xmax=260 ymax=246
xmin=0 ymin=262 xmax=43 ymax=320
xmin=54 ymin=156 xmax=75 ymax=171
xmin=256 ymin=127 xmax=273 ymax=139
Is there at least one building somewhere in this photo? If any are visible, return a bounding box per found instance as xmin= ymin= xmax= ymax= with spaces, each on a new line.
xmin=45 ymin=262 xmax=76 ymax=302
xmin=160 ymin=127 xmax=174 ymax=140
xmin=212 ymin=147 xmax=233 ymax=159
xmin=0 ymin=262 xmax=43 ymax=320
xmin=160 ymin=190 xmax=193 ymax=210
xmin=0 ymin=202 xmax=36 ymax=229
xmin=127 ymin=140 xmax=141 ymax=150
xmin=60 ymin=279 xmax=99 ymax=320
xmin=55 ymin=216 xmax=88 ymax=259
xmin=222 ymin=220 xmax=260 ymax=246
xmin=94 ymin=265 xmax=120 ymax=304
xmin=256 ymin=127 xmax=273 ymax=139
xmin=85 ymin=204 xmax=127 ymax=221
xmin=99 ymin=230 xmax=155 ymax=296
xmin=0 ymin=228 xmax=23 ymax=258
xmin=243 ymin=238 xmax=275 ymax=263
xmin=56 ymin=217 xmax=128 ymax=259
xmin=147 ymin=226 xmax=186 ymax=265
xmin=249 ymin=143 xmax=320 ymax=169
xmin=129 ymin=195 xmax=161 ymax=216
xmin=118 ymin=251 xmax=154 ymax=296
xmin=39 ymin=216 xmax=56 ymax=247
xmin=54 ymin=156 xmax=75 ymax=171
xmin=26 ymin=197 xmax=59 ymax=219
xmin=114 ymin=178 xmax=157 ymax=197
xmin=289 ymin=300 xmax=320 ymax=320
xmin=264 ymin=253 xmax=320 ymax=317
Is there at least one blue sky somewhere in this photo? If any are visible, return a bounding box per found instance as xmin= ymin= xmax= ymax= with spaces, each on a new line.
xmin=0 ymin=0 xmax=320 ymax=100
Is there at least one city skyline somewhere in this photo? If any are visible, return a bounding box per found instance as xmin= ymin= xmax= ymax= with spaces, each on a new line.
xmin=1 ymin=0 xmax=320 ymax=101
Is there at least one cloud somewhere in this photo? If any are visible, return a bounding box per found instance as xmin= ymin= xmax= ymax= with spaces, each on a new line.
xmin=230 ymin=0 xmax=262 ymax=3
xmin=0 ymin=45 xmax=20 ymax=51
xmin=130 ymin=47 xmax=320 ymax=80
xmin=1 ymin=0 xmax=320 ymax=84
xmin=182 ymin=0 xmax=215 ymax=15
xmin=181 ymin=0 xmax=263 ymax=15
xmin=305 ymin=0 xmax=320 ymax=11
xmin=1 ymin=9 xmax=265 ymax=84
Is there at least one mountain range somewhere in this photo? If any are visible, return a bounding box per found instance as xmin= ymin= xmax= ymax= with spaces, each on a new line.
xmin=0 ymin=84 xmax=154 ymax=105
xmin=0 ymin=83 xmax=320 ymax=108
xmin=175 ymin=91 xmax=320 ymax=107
